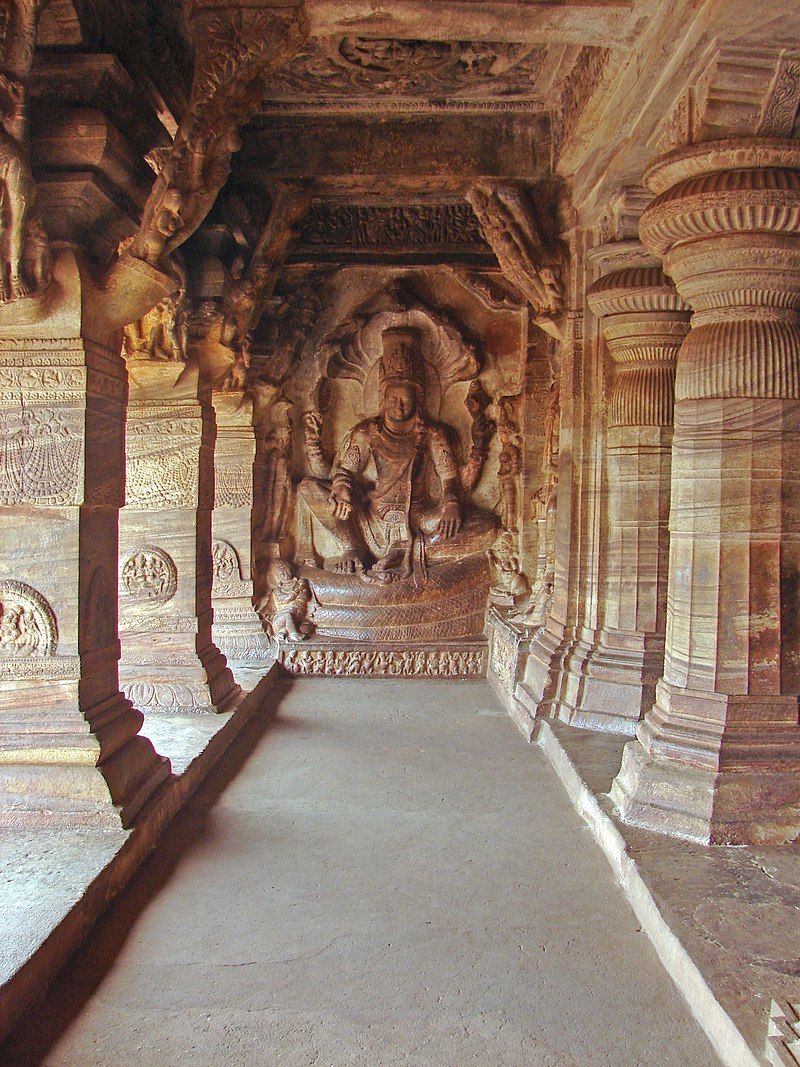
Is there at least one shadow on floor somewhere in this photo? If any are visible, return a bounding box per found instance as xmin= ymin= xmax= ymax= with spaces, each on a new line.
xmin=0 ymin=676 xmax=300 ymax=1067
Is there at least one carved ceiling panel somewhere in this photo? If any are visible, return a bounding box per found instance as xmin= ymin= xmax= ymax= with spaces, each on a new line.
xmin=259 ymin=36 xmax=549 ymax=112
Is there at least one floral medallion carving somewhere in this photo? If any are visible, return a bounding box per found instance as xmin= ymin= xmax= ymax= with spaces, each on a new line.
xmin=120 ymin=547 xmax=177 ymax=604
xmin=0 ymin=580 xmax=58 ymax=656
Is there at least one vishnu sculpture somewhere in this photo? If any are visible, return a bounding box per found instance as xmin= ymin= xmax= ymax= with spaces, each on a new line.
xmin=296 ymin=326 xmax=497 ymax=584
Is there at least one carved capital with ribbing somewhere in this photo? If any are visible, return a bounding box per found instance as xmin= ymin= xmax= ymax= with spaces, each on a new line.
xmin=587 ymin=266 xmax=690 ymax=427
xmin=639 ymin=139 xmax=800 ymax=401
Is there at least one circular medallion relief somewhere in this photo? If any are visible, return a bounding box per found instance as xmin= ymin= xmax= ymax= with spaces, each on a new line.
xmin=120 ymin=546 xmax=177 ymax=604
xmin=0 ymin=580 xmax=58 ymax=656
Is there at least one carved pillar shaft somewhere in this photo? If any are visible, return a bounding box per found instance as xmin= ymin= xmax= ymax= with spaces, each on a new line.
xmin=612 ymin=139 xmax=800 ymax=843
xmin=210 ymin=390 xmax=272 ymax=679
xmin=588 ymin=266 xmax=691 ymax=648
xmin=119 ymin=339 xmax=240 ymax=716
xmin=0 ymin=250 xmax=170 ymax=826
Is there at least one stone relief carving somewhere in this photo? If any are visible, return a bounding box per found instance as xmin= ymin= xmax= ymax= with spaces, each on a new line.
xmin=298 ymin=203 xmax=488 ymax=251
xmin=0 ymin=405 xmax=83 ymax=506
xmin=460 ymin=380 xmax=495 ymax=494
xmin=760 ymin=56 xmax=800 ymax=136
xmin=211 ymin=539 xmax=251 ymax=599
xmin=510 ymin=372 xmax=559 ymax=628
xmin=253 ymin=383 xmax=293 ymax=545
xmin=0 ymin=1 xmax=52 ymax=302
xmin=279 ymin=646 xmax=486 ymax=678
xmin=0 ymin=579 xmax=57 ymax=655
xmin=120 ymin=546 xmax=178 ymax=604
xmin=297 ymin=325 xmax=497 ymax=583
xmin=255 ymin=559 xmax=312 ymax=643
xmin=123 ymin=295 xmax=187 ymax=364
xmin=487 ymin=529 xmax=529 ymax=607
xmin=554 ymin=46 xmax=612 ymax=159
xmin=123 ymin=680 xmax=211 ymax=715
xmin=496 ymin=393 xmax=522 ymax=531
xmin=125 ymin=415 xmax=198 ymax=509
xmin=467 ymin=182 xmax=564 ymax=334
xmin=260 ymin=37 xmax=546 ymax=106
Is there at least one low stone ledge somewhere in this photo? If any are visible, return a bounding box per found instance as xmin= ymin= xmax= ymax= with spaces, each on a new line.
xmin=534 ymin=717 xmax=800 ymax=1067
xmin=0 ymin=664 xmax=280 ymax=1046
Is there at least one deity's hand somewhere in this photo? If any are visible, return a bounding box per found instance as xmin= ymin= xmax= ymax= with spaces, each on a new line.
xmin=438 ymin=498 xmax=462 ymax=540
xmin=327 ymin=488 xmax=352 ymax=521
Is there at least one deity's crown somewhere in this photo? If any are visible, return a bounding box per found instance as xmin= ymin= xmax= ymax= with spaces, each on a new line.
xmin=379 ymin=327 xmax=425 ymax=393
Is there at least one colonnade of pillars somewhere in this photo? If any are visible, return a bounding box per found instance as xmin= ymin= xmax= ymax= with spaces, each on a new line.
xmin=0 ymin=250 xmax=269 ymax=827
xmin=514 ymin=137 xmax=800 ymax=845
xmin=3 ymin=136 xmax=800 ymax=846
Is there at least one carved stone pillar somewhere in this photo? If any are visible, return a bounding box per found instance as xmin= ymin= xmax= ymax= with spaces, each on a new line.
xmin=210 ymin=390 xmax=272 ymax=680
xmin=611 ymin=139 xmax=800 ymax=844
xmin=119 ymin=337 xmax=241 ymax=716
xmin=0 ymin=250 xmax=171 ymax=826
xmin=547 ymin=266 xmax=689 ymax=733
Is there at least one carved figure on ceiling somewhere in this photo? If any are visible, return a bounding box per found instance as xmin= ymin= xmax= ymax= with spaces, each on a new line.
xmin=296 ymin=326 xmax=497 ymax=583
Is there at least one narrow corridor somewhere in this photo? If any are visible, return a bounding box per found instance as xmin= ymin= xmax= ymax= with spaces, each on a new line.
xmin=3 ymin=679 xmax=720 ymax=1066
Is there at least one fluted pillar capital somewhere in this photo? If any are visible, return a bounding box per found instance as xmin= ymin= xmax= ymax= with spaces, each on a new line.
xmin=588 ymin=265 xmax=690 ymax=427
xmin=639 ymin=139 xmax=800 ymax=402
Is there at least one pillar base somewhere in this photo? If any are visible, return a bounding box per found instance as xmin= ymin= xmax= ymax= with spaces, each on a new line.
xmin=120 ymin=639 xmax=241 ymax=716
xmin=0 ymin=686 xmax=170 ymax=829
xmin=549 ymin=628 xmax=664 ymax=736
xmin=611 ymin=682 xmax=800 ymax=845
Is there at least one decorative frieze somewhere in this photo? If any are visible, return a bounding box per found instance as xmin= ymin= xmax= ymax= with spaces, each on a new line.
xmin=280 ymin=644 xmax=487 ymax=678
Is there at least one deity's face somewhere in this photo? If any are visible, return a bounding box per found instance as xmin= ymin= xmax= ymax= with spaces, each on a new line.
xmin=382 ymin=382 xmax=418 ymax=424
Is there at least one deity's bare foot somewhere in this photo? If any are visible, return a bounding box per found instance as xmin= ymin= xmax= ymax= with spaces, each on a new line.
xmin=365 ymin=545 xmax=411 ymax=583
xmin=330 ymin=552 xmax=365 ymax=574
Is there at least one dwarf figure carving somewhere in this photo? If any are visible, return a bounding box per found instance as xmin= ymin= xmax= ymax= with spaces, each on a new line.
xmin=256 ymin=560 xmax=312 ymax=642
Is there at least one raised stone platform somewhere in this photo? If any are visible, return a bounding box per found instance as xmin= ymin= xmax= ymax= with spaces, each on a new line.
xmin=277 ymin=636 xmax=488 ymax=677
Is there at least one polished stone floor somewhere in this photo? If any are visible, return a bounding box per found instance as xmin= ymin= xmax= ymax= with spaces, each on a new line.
xmin=3 ymin=678 xmax=720 ymax=1066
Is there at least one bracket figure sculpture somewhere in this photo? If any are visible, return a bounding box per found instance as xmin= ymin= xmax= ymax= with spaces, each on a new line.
xmin=0 ymin=0 xmax=53 ymax=303
xmin=296 ymin=327 xmax=498 ymax=584
xmin=467 ymin=181 xmax=564 ymax=338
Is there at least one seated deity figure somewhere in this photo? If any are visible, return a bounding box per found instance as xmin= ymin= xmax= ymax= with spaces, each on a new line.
xmin=296 ymin=327 xmax=497 ymax=582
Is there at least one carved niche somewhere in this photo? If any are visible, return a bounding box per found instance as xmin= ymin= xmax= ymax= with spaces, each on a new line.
xmin=256 ymin=289 xmax=506 ymax=647
xmin=0 ymin=579 xmax=57 ymax=656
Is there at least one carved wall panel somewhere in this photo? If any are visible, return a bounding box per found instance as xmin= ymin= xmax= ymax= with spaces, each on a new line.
xmin=211 ymin=539 xmax=250 ymax=598
xmin=125 ymin=409 xmax=201 ymax=509
xmin=279 ymin=645 xmax=487 ymax=678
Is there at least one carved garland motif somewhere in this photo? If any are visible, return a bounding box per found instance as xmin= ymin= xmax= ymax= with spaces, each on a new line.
xmin=0 ymin=406 xmax=83 ymax=506
xmin=0 ymin=580 xmax=57 ymax=656
xmin=120 ymin=547 xmax=177 ymax=604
